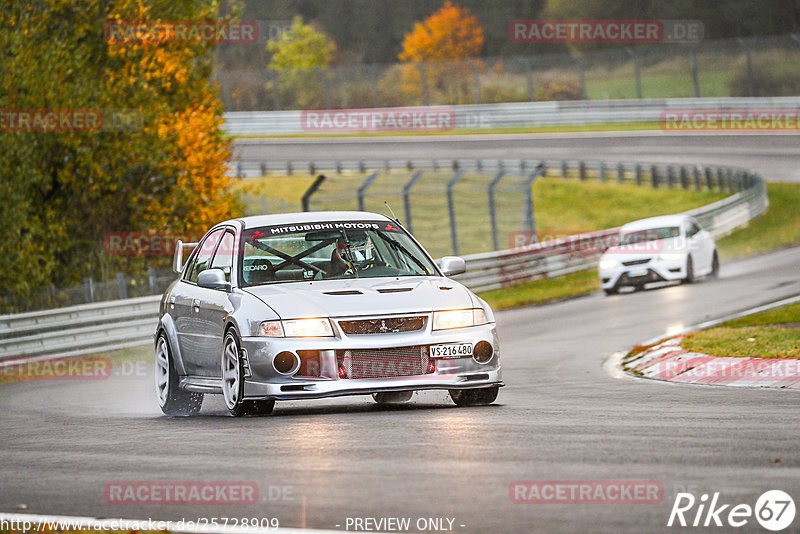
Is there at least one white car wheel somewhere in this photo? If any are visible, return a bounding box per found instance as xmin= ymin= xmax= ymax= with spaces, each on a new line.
xmin=155 ymin=333 xmax=203 ymax=416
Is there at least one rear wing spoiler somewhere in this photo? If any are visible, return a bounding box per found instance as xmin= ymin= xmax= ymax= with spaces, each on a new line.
xmin=173 ymin=240 xmax=199 ymax=274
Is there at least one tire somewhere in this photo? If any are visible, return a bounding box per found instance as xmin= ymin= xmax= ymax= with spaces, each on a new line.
xmin=222 ymin=329 xmax=248 ymax=417
xmin=449 ymin=386 xmax=499 ymax=407
xmin=155 ymin=333 xmax=203 ymax=416
xmin=710 ymin=251 xmax=720 ymax=278
xmin=604 ymin=286 xmax=619 ymax=296
xmin=373 ymin=391 xmax=413 ymax=404
xmin=221 ymin=329 xmax=275 ymax=417
xmin=684 ymin=256 xmax=695 ymax=284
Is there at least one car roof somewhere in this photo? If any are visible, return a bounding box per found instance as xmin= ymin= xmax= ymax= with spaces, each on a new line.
xmin=620 ymin=214 xmax=691 ymax=232
xmin=227 ymin=211 xmax=394 ymax=230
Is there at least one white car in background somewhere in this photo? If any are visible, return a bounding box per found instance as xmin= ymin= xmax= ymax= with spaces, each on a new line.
xmin=598 ymin=214 xmax=719 ymax=295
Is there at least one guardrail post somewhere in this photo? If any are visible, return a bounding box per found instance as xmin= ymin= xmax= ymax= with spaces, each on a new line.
xmin=301 ymin=174 xmax=326 ymax=211
xmin=693 ymin=166 xmax=701 ymax=190
xmin=599 ymin=162 xmax=606 ymax=183
xmin=488 ymin=170 xmax=506 ymax=250
xmin=736 ymin=170 xmax=744 ymax=192
xmin=561 ymin=160 xmax=568 ymax=179
xmin=727 ymin=169 xmax=735 ymax=193
xmin=737 ymin=38 xmax=755 ymax=97
xmin=579 ymin=161 xmax=586 ymax=181
xmin=717 ymin=167 xmax=725 ymax=191
xmin=625 ymin=48 xmax=643 ymax=99
xmin=617 ymin=162 xmax=625 ymax=183
xmin=520 ymin=58 xmax=535 ymax=100
xmin=116 ymin=273 xmax=127 ymax=300
xmin=260 ymin=162 xmax=267 ymax=176
xmin=522 ymin=164 xmax=546 ymax=240
xmin=402 ymin=170 xmax=424 ymax=233
xmin=570 ymin=53 xmax=587 ymax=99
xmin=688 ymin=46 xmax=701 ymax=98
xmin=309 ymin=162 xmax=316 ymax=175
xmin=667 ymin=166 xmax=676 ymax=188
xmin=447 ymin=170 xmax=466 ymax=255
xmin=235 ymin=162 xmax=243 ymax=178
xmin=705 ymin=167 xmax=713 ymax=190
xmin=84 ymin=277 xmax=94 ymax=303
xmin=336 ymin=161 xmax=342 ymax=175
xmin=357 ymin=171 xmax=380 ymax=211
xmin=651 ymin=165 xmax=659 ymax=188
xmin=635 ymin=163 xmax=642 ymax=186
xmin=148 ymin=267 xmax=157 ymax=295
xmin=680 ymin=166 xmax=689 ymax=190
xmin=286 ymin=161 xmax=293 ymax=175
xmin=469 ymin=59 xmax=481 ymax=104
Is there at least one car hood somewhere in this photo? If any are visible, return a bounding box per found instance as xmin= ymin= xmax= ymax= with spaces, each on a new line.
xmin=242 ymin=277 xmax=474 ymax=319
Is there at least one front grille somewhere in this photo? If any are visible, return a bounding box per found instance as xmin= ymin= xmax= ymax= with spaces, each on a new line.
xmin=338 ymin=316 xmax=426 ymax=335
xmin=622 ymin=258 xmax=651 ymax=266
xmin=336 ymin=346 xmax=429 ymax=379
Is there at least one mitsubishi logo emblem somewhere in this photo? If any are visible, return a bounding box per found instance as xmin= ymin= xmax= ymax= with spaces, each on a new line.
xmin=379 ymin=320 xmax=389 ymax=333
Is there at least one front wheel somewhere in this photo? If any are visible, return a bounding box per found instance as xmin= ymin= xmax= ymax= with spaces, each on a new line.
xmin=155 ymin=333 xmax=203 ymax=416
xmin=222 ymin=329 xmax=274 ymax=417
xmin=449 ymin=386 xmax=499 ymax=407
xmin=684 ymin=256 xmax=695 ymax=284
xmin=710 ymin=251 xmax=720 ymax=278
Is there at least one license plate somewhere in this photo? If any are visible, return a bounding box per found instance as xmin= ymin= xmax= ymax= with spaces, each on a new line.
xmin=430 ymin=343 xmax=473 ymax=359
xmin=629 ymin=268 xmax=648 ymax=277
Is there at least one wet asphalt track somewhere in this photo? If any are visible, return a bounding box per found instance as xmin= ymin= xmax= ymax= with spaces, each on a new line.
xmin=1 ymin=243 xmax=798 ymax=533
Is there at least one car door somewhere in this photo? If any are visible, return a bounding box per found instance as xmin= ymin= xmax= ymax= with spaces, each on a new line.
xmin=175 ymin=228 xmax=224 ymax=375
xmin=193 ymin=228 xmax=237 ymax=377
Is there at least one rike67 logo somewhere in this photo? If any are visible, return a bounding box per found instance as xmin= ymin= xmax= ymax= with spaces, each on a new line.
xmin=668 ymin=490 xmax=795 ymax=531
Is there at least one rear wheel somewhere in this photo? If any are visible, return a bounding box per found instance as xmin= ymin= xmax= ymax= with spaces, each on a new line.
xmin=373 ymin=391 xmax=413 ymax=404
xmin=449 ymin=386 xmax=499 ymax=406
xmin=155 ymin=333 xmax=203 ymax=416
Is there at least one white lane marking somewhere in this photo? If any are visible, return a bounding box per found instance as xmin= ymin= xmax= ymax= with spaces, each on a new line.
xmin=0 ymin=512 xmax=354 ymax=534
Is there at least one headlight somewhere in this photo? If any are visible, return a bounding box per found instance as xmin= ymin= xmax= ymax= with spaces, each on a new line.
xmin=598 ymin=258 xmax=618 ymax=270
xmin=658 ymin=253 xmax=685 ymax=261
xmin=283 ymin=318 xmax=334 ymax=337
xmin=433 ymin=309 xmax=489 ymax=330
xmin=259 ymin=318 xmax=334 ymax=337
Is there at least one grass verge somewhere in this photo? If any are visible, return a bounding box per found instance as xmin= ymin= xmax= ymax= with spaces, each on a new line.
xmin=478 ymin=269 xmax=599 ymax=310
xmin=680 ymin=301 xmax=800 ymax=359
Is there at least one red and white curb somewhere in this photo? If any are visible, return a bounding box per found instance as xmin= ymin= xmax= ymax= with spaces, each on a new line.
xmin=623 ymin=336 xmax=800 ymax=389
xmin=616 ymin=293 xmax=800 ymax=389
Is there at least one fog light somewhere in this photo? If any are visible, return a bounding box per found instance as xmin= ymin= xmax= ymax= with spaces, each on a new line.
xmin=473 ymin=341 xmax=493 ymax=364
xmin=273 ymin=351 xmax=300 ymax=375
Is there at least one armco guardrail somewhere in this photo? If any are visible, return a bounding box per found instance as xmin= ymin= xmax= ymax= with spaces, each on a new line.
xmin=223 ymin=96 xmax=800 ymax=137
xmin=0 ymin=161 xmax=767 ymax=363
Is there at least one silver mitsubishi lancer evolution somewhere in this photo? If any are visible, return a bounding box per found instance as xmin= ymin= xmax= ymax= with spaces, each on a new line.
xmin=154 ymin=211 xmax=502 ymax=416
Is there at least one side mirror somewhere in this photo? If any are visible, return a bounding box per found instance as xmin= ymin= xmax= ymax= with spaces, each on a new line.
xmin=173 ymin=239 xmax=198 ymax=274
xmin=439 ymin=256 xmax=466 ymax=277
xmin=197 ymin=269 xmax=231 ymax=291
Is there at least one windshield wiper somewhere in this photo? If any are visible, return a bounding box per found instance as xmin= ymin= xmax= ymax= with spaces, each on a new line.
xmin=381 ymin=234 xmax=431 ymax=274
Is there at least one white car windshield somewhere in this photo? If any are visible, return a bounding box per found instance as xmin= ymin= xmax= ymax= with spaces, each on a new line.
xmin=620 ymin=226 xmax=681 ymax=245
xmin=239 ymin=221 xmax=438 ymax=286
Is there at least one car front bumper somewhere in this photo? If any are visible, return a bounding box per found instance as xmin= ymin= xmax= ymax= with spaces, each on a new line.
xmin=239 ymin=322 xmax=502 ymax=401
xmin=599 ymin=257 xmax=687 ymax=289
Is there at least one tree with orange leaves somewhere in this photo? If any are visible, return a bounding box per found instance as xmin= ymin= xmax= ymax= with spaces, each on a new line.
xmin=399 ymin=1 xmax=484 ymax=63
xmin=395 ymin=2 xmax=485 ymax=104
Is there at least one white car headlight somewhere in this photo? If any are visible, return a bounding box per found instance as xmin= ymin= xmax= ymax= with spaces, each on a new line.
xmin=259 ymin=318 xmax=334 ymax=337
xmin=658 ymin=253 xmax=685 ymax=261
xmin=598 ymin=258 xmax=618 ymax=270
xmin=433 ymin=309 xmax=488 ymax=330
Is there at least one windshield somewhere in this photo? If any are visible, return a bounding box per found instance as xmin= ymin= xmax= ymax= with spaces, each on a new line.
xmin=620 ymin=226 xmax=681 ymax=245
xmin=239 ymin=221 xmax=438 ymax=286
